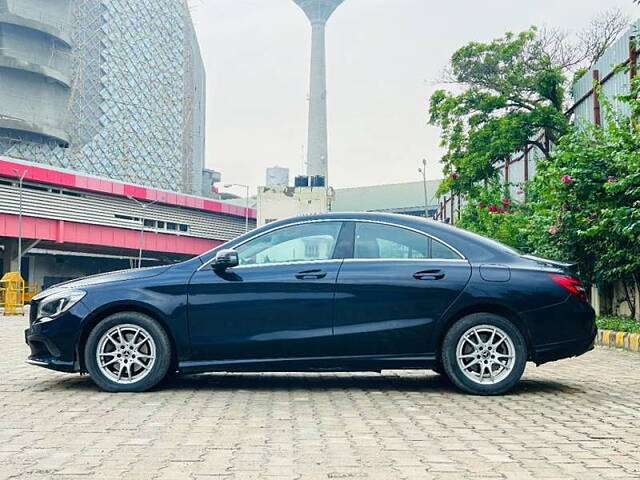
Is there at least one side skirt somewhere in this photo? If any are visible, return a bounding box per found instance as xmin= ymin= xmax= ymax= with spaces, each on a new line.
xmin=178 ymin=354 xmax=437 ymax=374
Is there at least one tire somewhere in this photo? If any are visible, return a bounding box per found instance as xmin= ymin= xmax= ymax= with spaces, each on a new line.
xmin=441 ymin=313 xmax=527 ymax=396
xmin=84 ymin=312 xmax=171 ymax=392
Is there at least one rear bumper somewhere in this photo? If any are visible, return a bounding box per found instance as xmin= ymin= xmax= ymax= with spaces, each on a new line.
xmin=533 ymin=325 xmax=596 ymax=365
xmin=522 ymin=295 xmax=597 ymax=365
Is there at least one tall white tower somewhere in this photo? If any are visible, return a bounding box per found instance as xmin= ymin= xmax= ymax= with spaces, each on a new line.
xmin=293 ymin=0 xmax=344 ymax=185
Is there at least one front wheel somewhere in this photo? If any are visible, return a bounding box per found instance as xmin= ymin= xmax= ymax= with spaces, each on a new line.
xmin=441 ymin=313 xmax=527 ymax=395
xmin=84 ymin=312 xmax=171 ymax=392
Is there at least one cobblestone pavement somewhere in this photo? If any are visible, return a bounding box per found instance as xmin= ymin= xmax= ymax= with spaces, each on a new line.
xmin=2 ymin=314 xmax=640 ymax=480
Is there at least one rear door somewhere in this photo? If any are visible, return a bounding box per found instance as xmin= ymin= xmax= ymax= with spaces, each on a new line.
xmin=332 ymin=221 xmax=471 ymax=356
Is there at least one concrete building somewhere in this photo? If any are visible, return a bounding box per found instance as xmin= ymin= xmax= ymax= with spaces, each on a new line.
xmin=332 ymin=181 xmax=441 ymax=217
xmin=293 ymin=0 xmax=344 ymax=185
xmin=0 ymin=0 xmax=206 ymax=195
xmin=0 ymin=156 xmax=256 ymax=286
xmin=257 ymin=186 xmax=334 ymax=226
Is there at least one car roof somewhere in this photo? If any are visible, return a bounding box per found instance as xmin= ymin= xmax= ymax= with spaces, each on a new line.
xmin=213 ymin=212 xmax=521 ymax=264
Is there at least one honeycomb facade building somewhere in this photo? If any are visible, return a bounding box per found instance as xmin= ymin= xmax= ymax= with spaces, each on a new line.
xmin=0 ymin=0 xmax=205 ymax=194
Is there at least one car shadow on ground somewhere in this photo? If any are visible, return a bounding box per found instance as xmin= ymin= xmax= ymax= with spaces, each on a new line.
xmin=30 ymin=371 xmax=583 ymax=396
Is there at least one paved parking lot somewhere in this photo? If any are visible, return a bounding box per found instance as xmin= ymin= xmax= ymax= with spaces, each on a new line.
xmin=2 ymin=314 xmax=640 ymax=480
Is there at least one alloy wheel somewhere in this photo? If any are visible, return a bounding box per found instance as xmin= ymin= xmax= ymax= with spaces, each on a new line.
xmin=96 ymin=324 xmax=157 ymax=384
xmin=455 ymin=324 xmax=516 ymax=385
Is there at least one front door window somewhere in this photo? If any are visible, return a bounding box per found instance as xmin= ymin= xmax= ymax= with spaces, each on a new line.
xmin=236 ymin=222 xmax=343 ymax=266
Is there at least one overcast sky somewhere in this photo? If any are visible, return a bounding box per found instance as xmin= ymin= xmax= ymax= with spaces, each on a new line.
xmin=187 ymin=0 xmax=637 ymax=193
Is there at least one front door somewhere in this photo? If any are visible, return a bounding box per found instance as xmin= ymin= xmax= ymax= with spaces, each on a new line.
xmin=188 ymin=221 xmax=347 ymax=361
xmin=333 ymin=221 xmax=471 ymax=356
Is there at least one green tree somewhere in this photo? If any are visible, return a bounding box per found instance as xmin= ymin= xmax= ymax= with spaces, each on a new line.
xmin=429 ymin=29 xmax=569 ymax=197
xmin=430 ymin=12 xmax=629 ymax=197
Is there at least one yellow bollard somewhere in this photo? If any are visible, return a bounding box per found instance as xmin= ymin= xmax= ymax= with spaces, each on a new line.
xmin=0 ymin=272 xmax=25 ymax=316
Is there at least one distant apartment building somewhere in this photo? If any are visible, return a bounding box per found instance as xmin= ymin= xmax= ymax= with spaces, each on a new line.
xmin=0 ymin=0 xmax=206 ymax=194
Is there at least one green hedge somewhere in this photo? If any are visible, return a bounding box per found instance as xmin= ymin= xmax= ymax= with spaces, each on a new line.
xmin=597 ymin=316 xmax=640 ymax=334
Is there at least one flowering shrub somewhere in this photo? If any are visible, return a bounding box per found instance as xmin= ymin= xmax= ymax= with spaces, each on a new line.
xmin=456 ymin=100 xmax=640 ymax=315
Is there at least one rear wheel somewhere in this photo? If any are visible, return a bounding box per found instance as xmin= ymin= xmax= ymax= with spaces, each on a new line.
xmin=441 ymin=313 xmax=527 ymax=395
xmin=84 ymin=312 xmax=171 ymax=392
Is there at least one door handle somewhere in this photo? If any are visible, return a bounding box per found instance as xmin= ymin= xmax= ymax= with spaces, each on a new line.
xmin=413 ymin=269 xmax=445 ymax=280
xmin=295 ymin=269 xmax=327 ymax=280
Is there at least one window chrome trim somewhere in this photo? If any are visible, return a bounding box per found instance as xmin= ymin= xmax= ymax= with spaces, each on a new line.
xmin=197 ymin=218 xmax=466 ymax=271
xmin=231 ymin=258 xmax=344 ymax=270
xmin=343 ymin=258 xmax=469 ymax=264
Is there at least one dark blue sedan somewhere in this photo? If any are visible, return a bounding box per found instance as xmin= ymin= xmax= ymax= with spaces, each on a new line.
xmin=25 ymin=213 xmax=596 ymax=395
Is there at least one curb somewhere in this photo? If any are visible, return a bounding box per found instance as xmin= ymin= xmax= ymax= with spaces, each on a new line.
xmin=597 ymin=329 xmax=640 ymax=353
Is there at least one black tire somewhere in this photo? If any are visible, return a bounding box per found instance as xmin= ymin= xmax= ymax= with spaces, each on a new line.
xmin=84 ymin=312 xmax=171 ymax=392
xmin=441 ymin=313 xmax=527 ymax=396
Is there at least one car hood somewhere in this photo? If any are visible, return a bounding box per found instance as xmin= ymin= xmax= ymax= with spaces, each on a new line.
xmin=33 ymin=265 xmax=172 ymax=300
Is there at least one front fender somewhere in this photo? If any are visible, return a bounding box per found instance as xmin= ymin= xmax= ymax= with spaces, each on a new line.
xmin=78 ymin=282 xmax=191 ymax=364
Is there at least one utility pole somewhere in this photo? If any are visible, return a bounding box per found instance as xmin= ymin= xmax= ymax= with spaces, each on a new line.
xmin=127 ymin=196 xmax=161 ymax=268
xmin=225 ymin=184 xmax=250 ymax=233
xmin=12 ymin=168 xmax=28 ymax=276
xmin=418 ymin=159 xmax=429 ymax=218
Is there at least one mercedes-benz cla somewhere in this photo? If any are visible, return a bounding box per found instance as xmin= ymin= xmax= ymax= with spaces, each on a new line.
xmin=25 ymin=213 xmax=596 ymax=395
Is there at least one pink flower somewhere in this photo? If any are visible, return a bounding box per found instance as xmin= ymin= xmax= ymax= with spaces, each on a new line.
xmin=561 ymin=174 xmax=572 ymax=184
xmin=548 ymin=226 xmax=559 ymax=235
xmin=488 ymin=205 xmax=499 ymax=213
xmin=607 ymin=176 xmax=617 ymax=183
xmin=501 ymin=197 xmax=510 ymax=206
xmin=450 ymin=172 xmax=458 ymax=180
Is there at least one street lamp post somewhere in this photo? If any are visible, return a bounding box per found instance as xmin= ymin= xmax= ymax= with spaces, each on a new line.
xmin=126 ymin=196 xmax=161 ymax=268
xmin=12 ymin=168 xmax=28 ymax=276
xmin=225 ymin=184 xmax=250 ymax=233
xmin=418 ymin=159 xmax=429 ymax=218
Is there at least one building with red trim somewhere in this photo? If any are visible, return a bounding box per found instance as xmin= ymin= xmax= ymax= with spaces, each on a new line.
xmin=0 ymin=156 xmax=255 ymax=288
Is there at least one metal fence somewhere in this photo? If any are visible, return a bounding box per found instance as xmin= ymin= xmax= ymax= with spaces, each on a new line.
xmin=435 ymin=20 xmax=640 ymax=223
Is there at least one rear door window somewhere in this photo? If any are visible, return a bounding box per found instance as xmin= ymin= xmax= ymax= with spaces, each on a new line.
xmin=354 ymin=223 xmax=461 ymax=260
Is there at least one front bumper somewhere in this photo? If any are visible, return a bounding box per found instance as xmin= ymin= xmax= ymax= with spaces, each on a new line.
xmin=24 ymin=301 xmax=90 ymax=373
xmin=25 ymin=329 xmax=77 ymax=372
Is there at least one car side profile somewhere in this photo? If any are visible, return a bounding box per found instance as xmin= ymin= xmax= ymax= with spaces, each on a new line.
xmin=25 ymin=212 xmax=596 ymax=395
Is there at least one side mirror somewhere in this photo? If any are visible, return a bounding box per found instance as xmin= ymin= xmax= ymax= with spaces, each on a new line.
xmin=212 ymin=249 xmax=239 ymax=270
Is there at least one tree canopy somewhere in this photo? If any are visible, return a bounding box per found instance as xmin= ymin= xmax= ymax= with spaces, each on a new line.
xmin=429 ymin=11 xmax=629 ymax=198
xmin=429 ymin=29 xmax=569 ymax=197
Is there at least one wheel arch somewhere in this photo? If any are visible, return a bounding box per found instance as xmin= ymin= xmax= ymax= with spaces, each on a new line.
xmin=436 ymin=303 xmax=534 ymax=362
xmin=76 ymin=303 xmax=178 ymax=373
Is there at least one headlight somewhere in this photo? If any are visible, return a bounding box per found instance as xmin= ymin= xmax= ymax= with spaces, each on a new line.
xmin=36 ymin=290 xmax=86 ymax=322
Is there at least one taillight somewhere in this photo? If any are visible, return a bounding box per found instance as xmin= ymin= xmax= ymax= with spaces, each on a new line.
xmin=549 ymin=274 xmax=587 ymax=302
